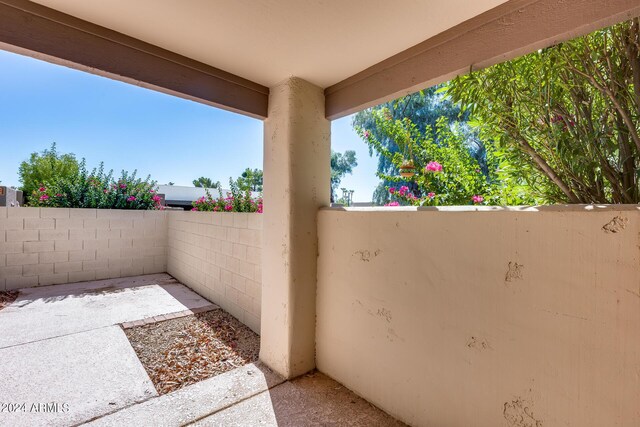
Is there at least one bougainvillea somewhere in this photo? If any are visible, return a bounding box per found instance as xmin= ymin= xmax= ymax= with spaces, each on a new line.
xmin=191 ymin=179 xmax=262 ymax=213
xmin=28 ymin=160 xmax=162 ymax=210
xmin=356 ymin=108 xmax=496 ymax=207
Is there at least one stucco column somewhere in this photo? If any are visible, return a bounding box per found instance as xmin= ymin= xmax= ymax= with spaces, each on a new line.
xmin=260 ymin=77 xmax=330 ymax=379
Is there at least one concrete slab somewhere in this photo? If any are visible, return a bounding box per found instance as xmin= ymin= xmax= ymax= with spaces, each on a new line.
xmin=0 ymin=274 xmax=213 ymax=348
xmin=84 ymin=362 xmax=285 ymax=427
xmin=0 ymin=274 xmax=404 ymax=426
xmin=0 ymin=326 xmax=157 ymax=427
xmin=193 ymin=389 xmax=278 ymax=426
xmin=193 ymin=372 xmax=406 ymax=426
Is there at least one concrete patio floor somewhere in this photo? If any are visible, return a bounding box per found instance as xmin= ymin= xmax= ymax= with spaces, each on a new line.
xmin=0 ymin=273 xmax=213 ymax=348
xmin=0 ymin=274 xmax=404 ymax=426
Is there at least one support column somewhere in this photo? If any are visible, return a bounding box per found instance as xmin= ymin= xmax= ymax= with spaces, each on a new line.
xmin=260 ymin=77 xmax=331 ymax=379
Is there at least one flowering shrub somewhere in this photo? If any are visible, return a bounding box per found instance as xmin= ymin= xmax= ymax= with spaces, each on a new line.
xmin=385 ymin=184 xmax=488 ymax=207
xmin=358 ymin=108 xmax=495 ymax=207
xmin=191 ymin=179 xmax=262 ymax=213
xmin=471 ymin=195 xmax=484 ymax=204
xmin=425 ymin=161 xmax=443 ymax=172
xmin=29 ymin=161 xmax=161 ymax=210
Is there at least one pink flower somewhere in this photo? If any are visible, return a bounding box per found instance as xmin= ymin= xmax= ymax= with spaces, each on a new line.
xmin=39 ymin=195 xmax=49 ymax=201
xmin=191 ymin=207 xmax=198 ymax=211
xmin=363 ymin=130 xmax=371 ymax=138
xmin=38 ymin=187 xmax=46 ymax=192
xmin=119 ymin=183 xmax=127 ymax=189
xmin=385 ymin=201 xmax=400 ymax=207
xmin=389 ymin=187 xmax=396 ymax=194
xmin=152 ymin=195 xmax=161 ymax=202
xmin=427 ymin=192 xmax=435 ymax=198
xmin=472 ymin=195 xmax=484 ymax=204
xmin=425 ymin=161 xmax=443 ymax=172
xmin=149 ymin=189 xmax=155 ymax=193
xmin=103 ymin=189 xmax=109 ymax=194
xmin=224 ymin=204 xmax=233 ymax=211
xmin=399 ymin=185 xmax=409 ymax=196
xmin=55 ymin=193 xmax=63 ymax=197
xmin=127 ymin=196 xmax=136 ymax=202
xmin=213 ymin=206 xmax=220 ymax=212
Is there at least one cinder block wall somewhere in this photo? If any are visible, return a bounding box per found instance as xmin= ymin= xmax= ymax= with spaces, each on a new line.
xmin=167 ymin=211 xmax=262 ymax=333
xmin=316 ymin=206 xmax=640 ymax=427
xmin=0 ymin=207 xmax=167 ymax=290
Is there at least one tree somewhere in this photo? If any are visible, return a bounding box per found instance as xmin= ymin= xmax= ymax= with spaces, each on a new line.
xmin=355 ymin=109 xmax=523 ymax=206
xmin=447 ymin=19 xmax=640 ymax=204
xmin=330 ymin=150 xmax=357 ymax=202
xmin=236 ymin=168 xmax=263 ymax=192
xmin=192 ymin=177 xmax=218 ymax=188
xmin=352 ymin=86 xmax=480 ymax=205
xmin=19 ymin=143 xmax=79 ymax=204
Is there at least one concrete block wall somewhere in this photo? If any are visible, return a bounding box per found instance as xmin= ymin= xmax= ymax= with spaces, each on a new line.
xmin=316 ymin=205 xmax=640 ymax=427
xmin=167 ymin=211 xmax=262 ymax=333
xmin=0 ymin=207 xmax=167 ymax=290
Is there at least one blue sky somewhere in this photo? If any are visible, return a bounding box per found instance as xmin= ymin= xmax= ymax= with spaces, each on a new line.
xmin=0 ymin=50 xmax=378 ymax=201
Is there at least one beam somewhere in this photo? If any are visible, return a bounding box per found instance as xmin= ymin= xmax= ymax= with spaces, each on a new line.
xmin=0 ymin=0 xmax=269 ymax=119
xmin=325 ymin=0 xmax=640 ymax=120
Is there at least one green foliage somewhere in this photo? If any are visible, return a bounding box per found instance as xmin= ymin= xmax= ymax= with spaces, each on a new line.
xmin=191 ymin=178 xmax=262 ymax=213
xmin=28 ymin=160 xmax=161 ymax=210
xmin=235 ymin=168 xmax=263 ymax=192
xmin=330 ymin=150 xmax=357 ymax=202
xmin=447 ymin=19 xmax=640 ymax=204
xmin=192 ymin=177 xmax=218 ymax=188
xmin=19 ymin=143 xmax=79 ymax=203
xmin=352 ymin=86 xmax=483 ymax=205
xmin=356 ymin=109 xmax=519 ymax=206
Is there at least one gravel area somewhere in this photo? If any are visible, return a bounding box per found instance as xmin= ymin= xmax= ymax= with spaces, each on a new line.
xmin=0 ymin=291 xmax=19 ymax=311
xmin=124 ymin=309 xmax=260 ymax=395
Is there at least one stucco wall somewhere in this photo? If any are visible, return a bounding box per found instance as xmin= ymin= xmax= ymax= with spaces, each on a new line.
xmin=167 ymin=211 xmax=262 ymax=333
xmin=316 ymin=206 xmax=640 ymax=427
xmin=0 ymin=207 xmax=167 ymax=290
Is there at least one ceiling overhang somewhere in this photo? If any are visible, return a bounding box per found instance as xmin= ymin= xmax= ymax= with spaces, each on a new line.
xmin=0 ymin=0 xmax=269 ymax=119
xmin=325 ymin=0 xmax=640 ymax=119
xmin=1 ymin=0 xmax=639 ymax=120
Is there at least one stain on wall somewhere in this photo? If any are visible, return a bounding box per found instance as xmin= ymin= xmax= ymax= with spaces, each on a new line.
xmin=505 ymin=261 xmax=524 ymax=282
xmin=503 ymin=398 xmax=543 ymax=427
xmin=602 ymin=216 xmax=628 ymax=233
xmin=467 ymin=336 xmax=491 ymax=351
xmin=352 ymin=249 xmax=381 ymax=262
xmin=376 ymin=308 xmax=392 ymax=323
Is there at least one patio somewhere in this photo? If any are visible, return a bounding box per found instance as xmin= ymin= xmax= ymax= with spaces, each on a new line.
xmin=0 ymin=273 xmax=404 ymax=426
xmin=1 ymin=0 xmax=639 ymax=425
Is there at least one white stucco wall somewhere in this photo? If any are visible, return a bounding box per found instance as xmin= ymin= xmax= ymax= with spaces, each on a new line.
xmin=167 ymin=211 xmax=262 ymax=333
xmin=316 ymin=205 xmax=640 ymax=427
xmin=0 ymin=207 xmax=167 ymax=290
